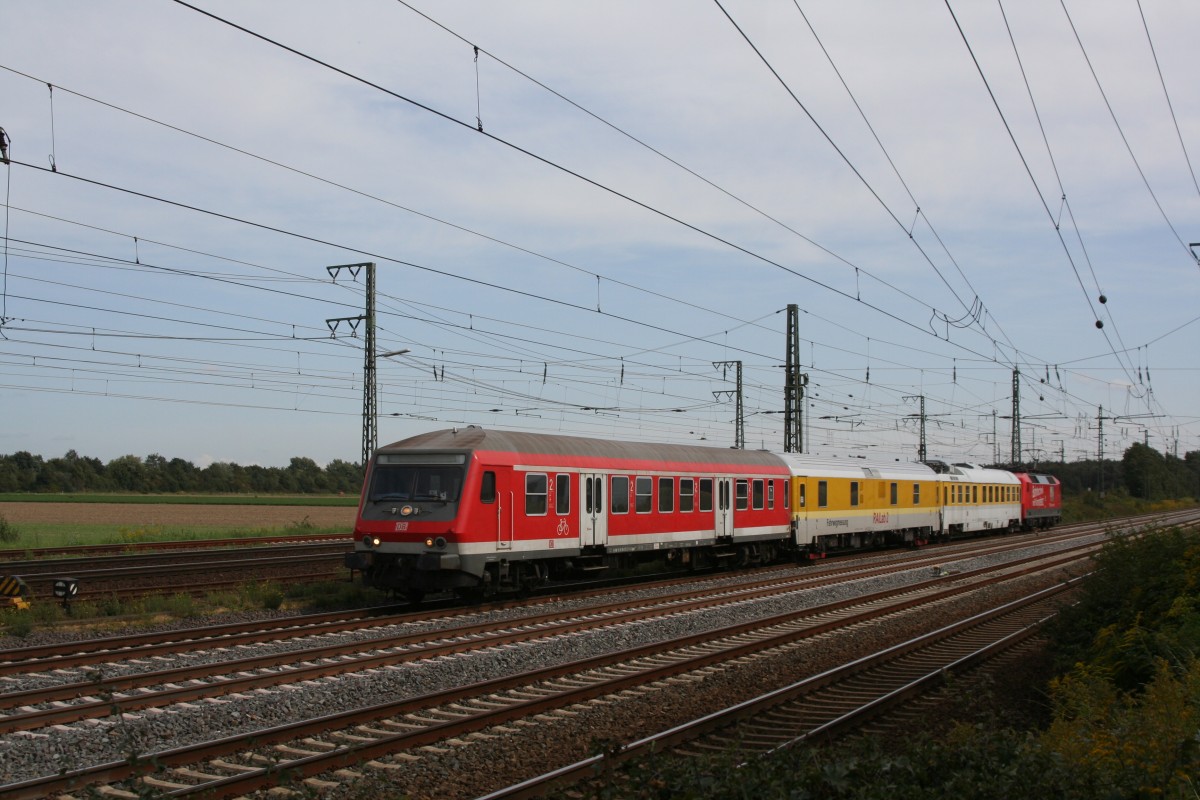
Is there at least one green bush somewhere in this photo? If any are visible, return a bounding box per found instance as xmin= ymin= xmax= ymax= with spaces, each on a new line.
xmin=1 ymin=609 xmax=33 ymax=638
xmin=204 ymin=589 xmax=241 ymax=610
xmin=165 ymin=593 xmax=195 ymax=617
xmin=553 ymin=727 xmax=1084 ymax=800
xmin=238 ymin=581 xmax=284 ymax=611
xmin=284 ymin=579 xmax=389 ymax=611
xmin=1042 ymin=658 xmax=1200 ymax=797
xmin=0 ymin=513 xmax=18 ymax=544
xmin=99 ymin=594 xmax=128 ymax=617
xmin=69 ymin=600 xmax=100 ymax=619
xmin=257 ymin=587 xmax=284 ymax=611
xmin=1047 ymin=525 xmax=1200 ymax=689
xmin=31 ymin=601 xmax=63 ymax=626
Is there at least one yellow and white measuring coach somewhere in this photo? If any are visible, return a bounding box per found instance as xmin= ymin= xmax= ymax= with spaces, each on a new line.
xmin=781 ymin=454 xmax=1022 ymax=557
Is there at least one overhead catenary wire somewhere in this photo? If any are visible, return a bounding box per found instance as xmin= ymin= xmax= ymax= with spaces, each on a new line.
xmin=166 ymin=0 xmax=1029 ymax=368
xmin=6 ymin=221 xmax=1020 ymax=423
xmin=1058 ymin=0 xmax=1195 ymax=261
xmin=994 ymin=0 xmax=1138 ymax=391
xmin=4 ymin=158 xmax=1023 ymax=377
xmin=390 ymin=0 xmax=971 ymax=325
xmin=0 ymin=65 xmax=780 ymax=339
xmin=2 ymin=5 xmax=1194 ymax=459
xmin=713 ymin=0 xmax=1009 ymax=356
xmin=4 ymin=52 xmax=1156 ymax=441
xmin=942 ymin=0 xmax=1146 ymax=395
xmin=1135 ymin=0 xmax=1200 ymax=202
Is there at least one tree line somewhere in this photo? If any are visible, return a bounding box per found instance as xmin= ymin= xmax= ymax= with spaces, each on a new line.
xmin=0 ymin=450 xmax=364 ymax=495
xmin=0 ymin=442 xmax=1196 ymax=499
xmin=1026 ymin=442 xmax=1199 ymax=501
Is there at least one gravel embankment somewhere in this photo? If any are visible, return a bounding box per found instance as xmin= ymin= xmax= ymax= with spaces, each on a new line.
xmin=0 ymin=534 xmax=1097 ymax=793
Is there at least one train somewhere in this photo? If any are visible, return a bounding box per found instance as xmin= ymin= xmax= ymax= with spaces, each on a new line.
xmin=347 ymin=426 xmax=1062 ymax=602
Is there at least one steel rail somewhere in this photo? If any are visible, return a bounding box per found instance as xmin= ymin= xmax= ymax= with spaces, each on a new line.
xmin=0 ymin=532 xmax=351 ymax=561
xmin=475 ymin=577 xmax=1080 ymax=800
xmin=0 ymin=521 xmax=1101 ymax=672
xmin=0 ymin=541 xmax=1098 ymax=733
xmin=0 ymin=549 xmax=1089 ymax=799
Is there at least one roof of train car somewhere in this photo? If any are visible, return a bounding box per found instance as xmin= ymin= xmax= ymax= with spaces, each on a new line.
xmin=943 ymin=463 xmax=1021 ymax=483
xmin=777 ymin=453 xmax=937 ymax=480
xmin=377 ymin=427 xmax=788 ymax=469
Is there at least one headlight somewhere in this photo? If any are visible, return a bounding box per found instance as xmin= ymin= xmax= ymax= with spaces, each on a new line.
xmin=363 ymin=535 xmax=381 ymax=549
xmin=424 ymin=536 xmax=448 ymax=550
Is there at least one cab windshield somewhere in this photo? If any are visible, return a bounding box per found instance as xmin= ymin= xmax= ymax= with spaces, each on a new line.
xmin=368 ymin=463 xmax=464 ymax=503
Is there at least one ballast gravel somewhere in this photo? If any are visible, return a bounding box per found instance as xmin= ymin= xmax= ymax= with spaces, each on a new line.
xmin=0 ymin=532 xmax=1101 ymax=790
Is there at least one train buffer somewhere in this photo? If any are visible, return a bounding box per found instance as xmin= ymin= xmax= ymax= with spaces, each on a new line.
xmin=0 ymin=575 xmax=31 ymax=611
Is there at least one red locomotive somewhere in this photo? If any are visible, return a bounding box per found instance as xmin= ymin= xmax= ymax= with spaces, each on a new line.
xmin=1013 ymin=471 xmax=1063 ymax=530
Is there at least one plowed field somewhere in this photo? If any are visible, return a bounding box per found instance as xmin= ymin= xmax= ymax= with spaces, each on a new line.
xmin=0 ymin=502 xmax=355 ymax=528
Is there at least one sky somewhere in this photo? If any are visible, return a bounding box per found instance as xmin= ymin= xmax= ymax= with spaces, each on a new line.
xmin=1 ymin=0 xmax=1198 ymax=470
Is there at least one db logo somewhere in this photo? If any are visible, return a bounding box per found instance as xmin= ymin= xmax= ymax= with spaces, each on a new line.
xmin=395 ymin=522 xmax=409 ymax=532
xmin=556 ymin=519 xmax=570 ymax=537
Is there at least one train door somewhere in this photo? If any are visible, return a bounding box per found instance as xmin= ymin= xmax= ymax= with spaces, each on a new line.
xmin=580 ymin=473 xmax=608 ymax=547
xmin=792 ymin=475 xmax=809 ymax=547
xmin=715 ymin=478 xmax=734 ymax=538
xmin=477 ymin=466 xmax=507 ymax=548
xmin=937 ymin=482 xmax=948 ymax=538
xmin=494 ymin=468 xmax=512 ymax=550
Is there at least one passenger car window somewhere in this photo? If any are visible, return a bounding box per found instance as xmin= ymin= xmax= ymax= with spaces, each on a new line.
xmin=525 ymin=473 xmax=547 ymax=516
xmin=611 ymin=476 xmax=629 ymax=514
xmin=636 ymin=476 xmax=653 ymax=513
xmin=659 ymin=477 xmax=674 ymax=512
xmin=556 ymin=474 xmax=570 ymax=514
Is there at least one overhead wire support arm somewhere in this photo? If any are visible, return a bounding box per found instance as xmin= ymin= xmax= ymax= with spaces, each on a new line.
xmin=325 ymin=261 xmax=376 ymax=473
xmin=325 ymin=316 xmax=365 ymax=337
xmin=712 ymin=360 xmax=744 ymax=449
xmin=903 ymin=394 xmax=927 ymax=463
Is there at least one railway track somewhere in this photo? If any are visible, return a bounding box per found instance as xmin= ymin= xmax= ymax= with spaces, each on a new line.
xmin=0 ymin=540 xmax=1097 ymax=734
xmin=0 ymin=521 xmax=1103 ymax=668
xmin=0 ymin=510 xmax=1195 ymax=798
xmin=0 ymin=526 xmax=1110 ymax=799
xmin=0 ymin=539 xmax=351 ymax=601
xmin=484 ymin=579 xmax=1070 ymax=800
xmin=0 ymin=531 xmax=351 ymax=561
xmin=0 ymin=521 xmax=1101 ymax=672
